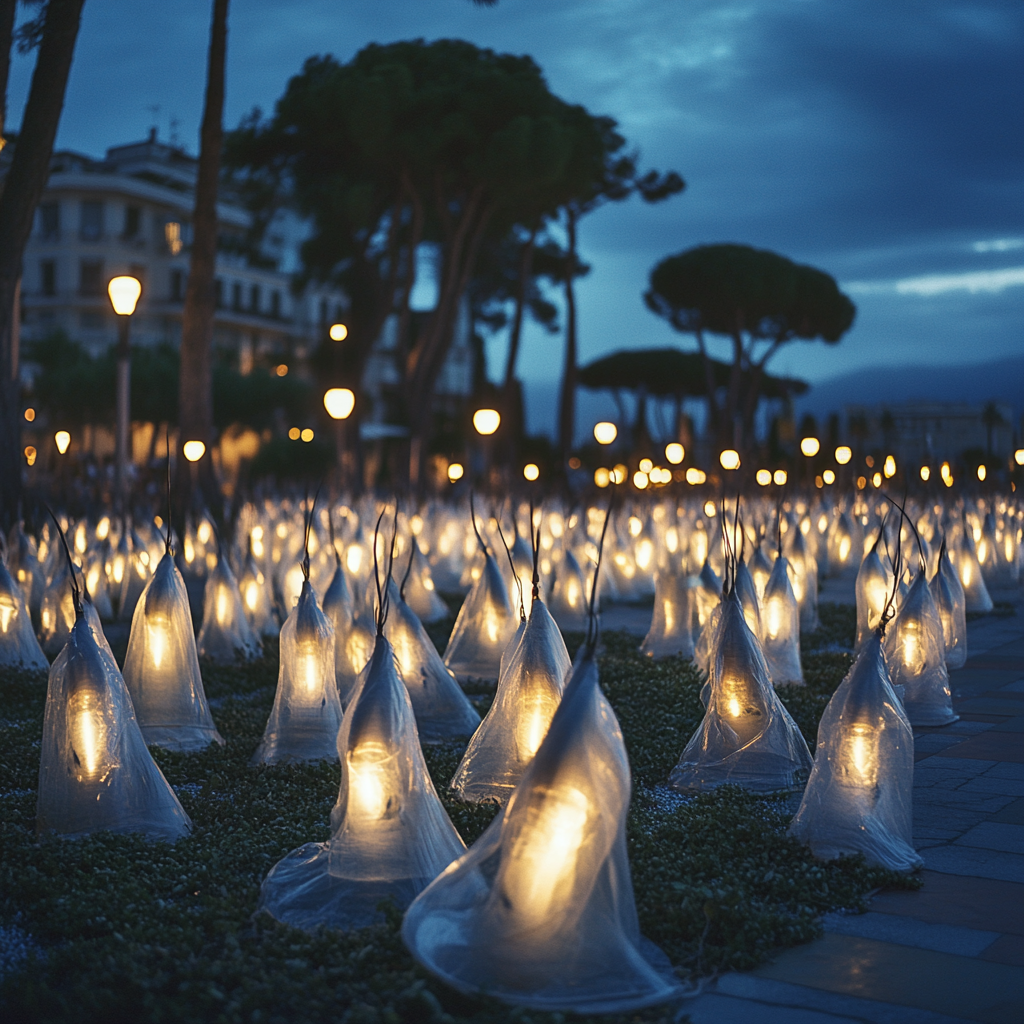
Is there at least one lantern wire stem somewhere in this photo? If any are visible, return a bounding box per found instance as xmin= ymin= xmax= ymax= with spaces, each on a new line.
xmin=301 ymin=483 xmax=322 ymax=582
xmin=493 ymin=512 xmax=524 ymax=622
xmin=882 ymin=490 xmax=926 ymax=573
xmin=400 ymin=532 xmax=415 ymax=601
xmin=530 ymin=497 xmax=540 ymax=601
xmin=372 ymin=501 xmax=399 ymax=634
xmin=327 ymin=504 xmax=340 ymax=569
xmin=585 ymin=493 xmax=614 ymax=648
xmin=468 ymin=491 xmax=488 ymax=555
xmin=878 ymin=499 xmax=907 ymax=634
xmin=164 ymin=448 xmax=173 ymax=555
xmin=46 ymin=504 xmax=82 ymax=619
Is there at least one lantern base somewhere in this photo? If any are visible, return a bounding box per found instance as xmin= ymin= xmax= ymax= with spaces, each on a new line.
xmin=140 ymin=724 xmax=225 ymax=752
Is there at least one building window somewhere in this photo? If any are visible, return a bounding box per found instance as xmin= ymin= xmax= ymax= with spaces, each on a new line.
xmin=171 ymin=269 xmax=185 ymax=302
xmin=165 ymin=221 xmax=183 ymax=255
xmin=79 ymin=259 xmax=103 ymax=297
xmin=123 ymin=205 xmax=142 ymax=239
xmin=250 ymin=284 xmax=261 ymax=314
xmin=80 ymin=201 xmax=104 ymax=241
xmin=39 ymin=203 xmax=60 ymax=240
xmin=232 ymin=282 xmax=242 ymax=311
xmin=41 ymin=260 xmax=57 ymax=297
xmin=270 ymin=290 xmax=281 ymax=318
xmin=215 ymin=278 xmax=224 ymax=308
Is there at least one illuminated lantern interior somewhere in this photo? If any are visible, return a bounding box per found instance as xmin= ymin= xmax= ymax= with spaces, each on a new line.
xmin=930 ymin=539 xmax=967 ymax=670
xmin=197 ymin=559 xmax=261 ymax=663
xmin=548 ymin=548 xmax=590 ymax=632
xmin=0 ymin=560 xmax=46 ymax=669
xmin=641 ymin=568 xmax=695 ymax=660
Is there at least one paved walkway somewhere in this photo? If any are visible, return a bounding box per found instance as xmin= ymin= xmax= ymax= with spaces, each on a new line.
xmin=607 ymin=586 xmax=1024 ymax=1024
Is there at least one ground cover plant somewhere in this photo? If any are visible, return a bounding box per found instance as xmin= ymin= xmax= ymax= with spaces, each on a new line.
xmin=0 ymin=602 xmax=916 ymax=1023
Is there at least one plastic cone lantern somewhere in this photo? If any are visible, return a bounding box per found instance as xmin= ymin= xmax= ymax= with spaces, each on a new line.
xmin=197 ymin=556 xmax=261 ymax=662
xmin=451 ymin=594 xmax=570 ymax=803
xmin=828 ymin=512 xmax=857 ymax=575
xmin=39 ymin=556 xmax=81 ymax=660
xmin=786 ymin=527 xmax=820 ymax=633
xmin=640 ymin=568 xmax=695 ymax=660
xmin=36 ymin=561 xmax=191 ymax=840
xmin=383 ymin=579 xmax=480 ymax=743
xmin=885 ymin=572 xmax=958 ymax=726
xmin=762 ymin=555 xmax=804 ymax=686
xmin=253 ymin=578 xmax=342 ymax=764
xmin=790 ymin=632 xmax=922 ymax=872
xmin=0 ymin=558 xmax=47 ymax=669
xmin=401 ymin=542 xmax=449 ymax=624
xmin=321 ymin=555 xmax=374 ymax=706
xmin=122 ymin=550 xmax=223 ymax=751
xmin=444 ymin=548 xmax=517 ymax=683
xmin=6 ymin=521 xmax=42 ymax=622
xmin=84 ymin=545 xmax=114 ymax=621
xmin=749 ymin=544 xmax=773 ymax=602
xmin=239 ymin=546 xmax=277 ymax=638
xmin=735 ymin=559 xmax=762 ymax=641
xmin=670 ymin=590 xmax=812 ymax=794
xmin=548 ymin=547 xmax=590 ymax=632
xmin=957 ymin=523 xmax=993 ymax=614
xmin=931 ymin=538 xmax=967 ymax=670
xmin=258 ymin=633 xmax=465 ymax=930
xmin=855 ymin=533 xmax=893 ymax=649
xmin=403 ymin=642 xmax=682 ymax=1014
xmin=118 ymin=528 xmax=152 ymax=622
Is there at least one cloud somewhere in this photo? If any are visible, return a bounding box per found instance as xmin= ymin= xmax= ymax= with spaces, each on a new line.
xmin=847 ymin=267 xmax=1024 ymax=296
xmin=972 ymin=238 xmax=1024 ymax=253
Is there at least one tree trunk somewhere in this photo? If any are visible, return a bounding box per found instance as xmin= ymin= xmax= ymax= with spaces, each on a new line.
xmin=693 ymin=325 xmax=720 ymax=438
xmin=503 ymin=225 xmax=537 ymax=389
xmin=0 ymin=0 xmax=16 ymax=144
xmin=557 ymin=208 xmax=578 ymax=465
xmin=0 ymin=0 xmax=86 ymax=528
xmin=177 ymin=0 xmax=228 ymax=520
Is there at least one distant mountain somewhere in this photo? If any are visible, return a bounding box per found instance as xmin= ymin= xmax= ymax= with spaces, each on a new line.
xmin=794 ymin=354 xmax=1024 ymax=420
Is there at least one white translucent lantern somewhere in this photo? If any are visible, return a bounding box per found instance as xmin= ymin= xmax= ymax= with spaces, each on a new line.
xmin=239 ymin=546 xmax=277 ymax=637
xmin=855 ymin=533 xmax=893 ymax=648
xmin=444 ymin=546 xmax=517 ymax=683
xmin=930 ymin=538 xmax=967 ymax=670
xmin=383 ymin=579 xmax=480 ymax=743
xmin=321 ymin=552 xmax=374 ymax=705
xmin=828 ymin=512 xmax=857 ymax=574
xmin=671 ymin=590 xmax=812 ymax=793
xmin=252 ymin=578 xmax=342 ymax=763
xmin=790 ymin=632 xmax=921 ymax=872
xmin=451 ymin=591 xmax=571 ymax=803
xmin=0 ymin=558 xmax=47 ymax=669
xmin=39 ymin=556 xmax=80 ymax=660
xmin=257 ymin=633 xmax=465 ymax=929
xmin=197 ymin=558 xmax=261 ymax=662
xmin=548 ymin=548 xmax=590 ymax=631
xmin=885 ymin=572 xmax=958 ymax=726
xmin=36 ymin=588 xmax=191 ymax=840
xmin=122 ymin=550 xmax=223 ymax=751
xmin=640 ymin=569 xmax=695 ymax=659
xmin=786 ymin=526 xmax=820 ymax=633
xmin=957 ymin=523 xmax=993 ymax=613
xmin=401 ymin=542 xmax=449 ymax=624
xmin=117 ymin=528 xmax=151 ymax=622
xmin=761 ymin=556 xmax=804 ymax=686
xmin=403 ymin=643 xmax=682 ymax=1014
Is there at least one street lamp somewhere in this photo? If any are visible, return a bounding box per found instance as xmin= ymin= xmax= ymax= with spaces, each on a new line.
xmin=324 ymin=388 xmax=356 ymax=486
xmin=523 ymin=463 xmax=540 ymax=482
xmin=55 ymin=430 xmax=71 ymax=455
xmin=108 ymin=275 xmax=141 ymax=506
xmin=835 ymin=446 xmax=852 ymax=465
xmin=183 ymin=440 xmax=206 ymax=463
xmin=665 ymin=442 xmax=684 ymax=464
xmin=593 ymin=421 xmax=617 ymax=445
xmin=800 ymin=437 xmax=820 ymax=457
xmin=329 ymin=323 xmax=348 ymax=342
xmin=473 ymin=409 xmax=500 ymax=436
xmin=719 ymin=449 xmax=740 ymax=471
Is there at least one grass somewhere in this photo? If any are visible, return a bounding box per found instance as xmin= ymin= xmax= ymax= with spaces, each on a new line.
xmin=0 ymin=600 xmax=917 ymax=1023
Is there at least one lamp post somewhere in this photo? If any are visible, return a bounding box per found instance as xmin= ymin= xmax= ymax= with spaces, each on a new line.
xmin=324 ymin=388 xmax=356 ymax=487
xmin=108 ymin=276 xmax=142 ymax=508
xmin=472 ymin=408 xmax=500 ymax=488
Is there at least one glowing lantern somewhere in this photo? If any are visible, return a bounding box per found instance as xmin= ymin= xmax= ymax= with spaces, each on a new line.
xmin=665 ymin=442 xmax=685 ymax=464
xmin=719 ymin=449 xmax=741 ymax=470
xmin=182 ymin=439 xmax=206 ymax=462
xmin=641 ymin=569 xmax=695 ymax=659
xmin=750 ymin=544 xmax=773 ymax=602
xmin=756 ymin=469 xmax=772 ymax=486
xmin=835 ymin=446 xmax=852 ymax=465
xmin=122 ymin=549 xmax=223 ymax=750
xmin=323 ymin=387 xmax=355 ymax=420
xmin=329 ymin=322 xmax=348 ymax=341
xmin=785 ymin=526 xmax=820 ymax=633
xmin=735 ymin=559 xmax=762 ymax=639
xmin=773 ymin=469 xmax=788 ymax=486
xmin=633 ymin=470 xmax=649 ymax=489
xmin=593 ymin=467 xmax=610 ymax=488
xmin=800 ymin=437 xmax=820 ymax=457
xmin=238 ymin=546 xmax=277 ymax=637
xmin=473 ymin=408 xmax=500 ymax=435
xmin=593 ymin=421 xmax=617 ymax=445
xmin=452 ymin=591 xmax=571 ymax=803
xmin=957 ymin=522 xmax=993 ymax=613
xmin=762 ymin=555 xmax=804 ymax=686
xmin=36 ymin=550 xmax=190 ymax=840
xmin=523 ymin=462 xmax=540 ymax=482
xmin=117 ymin=528 xmax=152 ymax=622
xmin=258 ymin=633 xmax=465 ymax=930
xmin=855 ymin=532 xmax=893 ymax=648
xmin=789 ymin=633 xmax=921 ymax=872
xmin=447 ymin=462 xmax=465 ymax=482
xmin=671 ymin=591 xmax=812 ymax=793
xmin=401 ymin=541 xmax=449 ymax=624
xmin=548 ymin=548 xmax=590 ymax=631
xmin=930 ymin=538 xmax=967 ymax=670
xmin=253 ymin=577 xmax=342 ymax=764
xmin=823 ymin=469 xmax=836 ymax=485
xmin=883 ymin=455 xmax=896 ymax=478
xmin=404 ymin=638 xmax=682 ymax=1013
xmin=444 ymin=540 xmax=517 ymax=683
xmin=39 ymin=556 xmax=81 ymax=660
xmin=55 ymin=430 xmax=71 ymax=455
xmin=0 ymin=559 xmax=47 ymax=669
xmin=197 ymin=558 xmax=261 ymax=662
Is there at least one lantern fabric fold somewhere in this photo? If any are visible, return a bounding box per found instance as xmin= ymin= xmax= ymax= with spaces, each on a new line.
xmin=548 ymin=548 xmax=590 ymax=632
xmin=451 ymin=597 xmax=571 ymax=803
xmin=322 ymin=560 xmax=374 ymax=705
xmin=855 ymin=537 xmax=892 ymax=649
xmin=383 ymin=580 xmax=480 ymax=743
xmin=640 ymin=569 xmax=695 ymax=660
xmin=239 ymin=550 xmax=278 ymax=638
xmin=671 ymin=591 xmax=812 ymax=794
xmin=258 ymin=634 xmax=465 ymax=930
xmin=252 ymin=580 xmax=342 ymax=764
xmin=402 ymin=543 xmax=449 ymax=624
xmin=884 ymin=572 xmax=957 ymax=727
xmin=123 ymin=552 xmax=223 ymax=751
xmin=36 ymin=612 xmax=192 ymax=840
xmin=197 ymin=558 xmax=261 ymax=663
xmin=957 ymin=526 xmax=993 ymax=614
xmin=443 ymin=550 xmax=517 ymax=682
xmin=0 ymin=558 xmax=48 ymax=669
xmin=762 ymin=556 xmax=804 ymax=686
xmin=789 ymin=633 xmax=922 ymax=873
xmin=39 ymin=558 xmax=81 ymax=660
xmin=403 ymin=644 xmax=683 ymax=1014
xmin=931 ymin=541 xmax=967 ymax=670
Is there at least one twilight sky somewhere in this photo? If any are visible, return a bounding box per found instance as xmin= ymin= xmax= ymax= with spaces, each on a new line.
xmin=8 ymin=0 xmax=1023 ymax=427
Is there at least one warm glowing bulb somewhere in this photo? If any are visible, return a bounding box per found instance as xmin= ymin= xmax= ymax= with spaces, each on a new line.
xmin=703 ymin=500 xmax=717 ymax=518
xmin=800 ymin=437 xmax=820 ymax=457
xmin=523 ymin=463 xmax=540 ymax=481
xmin=884 ymin=455 xmax=896 ymax=478
xmin=324 ymin=387 xmax=355 ymax=420
xmin=244 ymin=581 xmax=259 ymax=613
xmin=665 ymin=442 xmax=685 ymax=464
xmin=148 ymin=620 xmax=168 ymax=669
xmin=685 ymin=467 xmax=703 ymax=485
xmin=766 ymin=596 xmax=784 ymax=639
xmin=594 ymin=467 xmax=610 ymax=488
xmin=720 ymin=449 xmax=740 ymax=470
xmin=107 ymin=275 xmax=142 ymax=315
xmin=593 ymin=421 xmax=617 ymax=445
xmin=756 ymin=469 xmax=771 ymax=486
xmin=773 ymin=469 xmax=788 ymax=486
xmin=329 ymin=323 xmax=348 ymax=341
xmin=473 ymin=408 xmax=500 ymax=435
xmin=977 ymin=465 xmax=987 ymax=481
xmin=844 ymin=721 xmax=879 ymax=788
xmin=1015 ymin=449 xmax=1024 ymax=467
xmin=823 ymin=469 xmax=836 ymax=485
xmin=633 ymin=470 xmax=649 ymax=489
xmin=183 ymin=440 xmax=206 ymax=462
xmin=215 ymin=586 xmax=231 ymax=626
xmin=835 ymin=446 xmax=853 ymax=465
xmin=55 ymin=430 xmax=71 ymax=454
xmin=920 ymin=466 xmax=931 ymax=482
xmin=70 ymin=690 xmax=107 ymax=780
xmin=447 ymin=462 xmax=464 ymax=482
xmin=0 ymin=597 xmax=15 ymax=633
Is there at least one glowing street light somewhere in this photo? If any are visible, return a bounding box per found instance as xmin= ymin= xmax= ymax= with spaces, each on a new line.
xmin=593 ymin=421 xmax=617 ymax=445
xmin=773 ymin=469 xmax=788 ymax=486
xmin=108 ymin=274 xmax=141 ymax=507
xmin=633 ymin=470 xmax=649 ymax=489
xmin=665 ymin=442 xmax=685 ymax=464
xmin=323 ymin=388 xmax=355 ymax=420
xmin=55 ymin=430 xmax=71 ymax=455
xmin=823 ymin=469 xmax=836 ymax=485
xmin=523 ymin=463 xmax=540 ymax=481
xmin=447 ymin=462 xmax=465 ymax=482
xmin=920 ymin=466 xmax=931 ymax=482
xmin=719 ymin=449 xmax=740 ymax=470
xmin=1015 ymin=449 xmax=1024 ymax=466
xmin=594 ymin=467 xmax=610 ymax=488
xmin=329 ymin=323 xmax=348 ymax=342
xmin=473 ymin=409 xmax=500 ymax=436
xmin=835 ymin=446 xmax=852 ymax=465
xmin=883 ymin=455 xmax=897 ymax=478
xmin=756 ymin=469 xmax=772 ymax=486
xmin=183 ymin=440 xmax=206 ymax=463
xmin=639 ymin=457 xmax=653 ymax=473
xmin=800 ymin=437 xmax=820 ymax=457
xmin=977 ymin=465 xmax=987 ymax=482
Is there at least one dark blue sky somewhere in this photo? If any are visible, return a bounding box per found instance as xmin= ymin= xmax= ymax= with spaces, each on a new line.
xmin=9 ymin=0 xmax=1023 ymax=424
